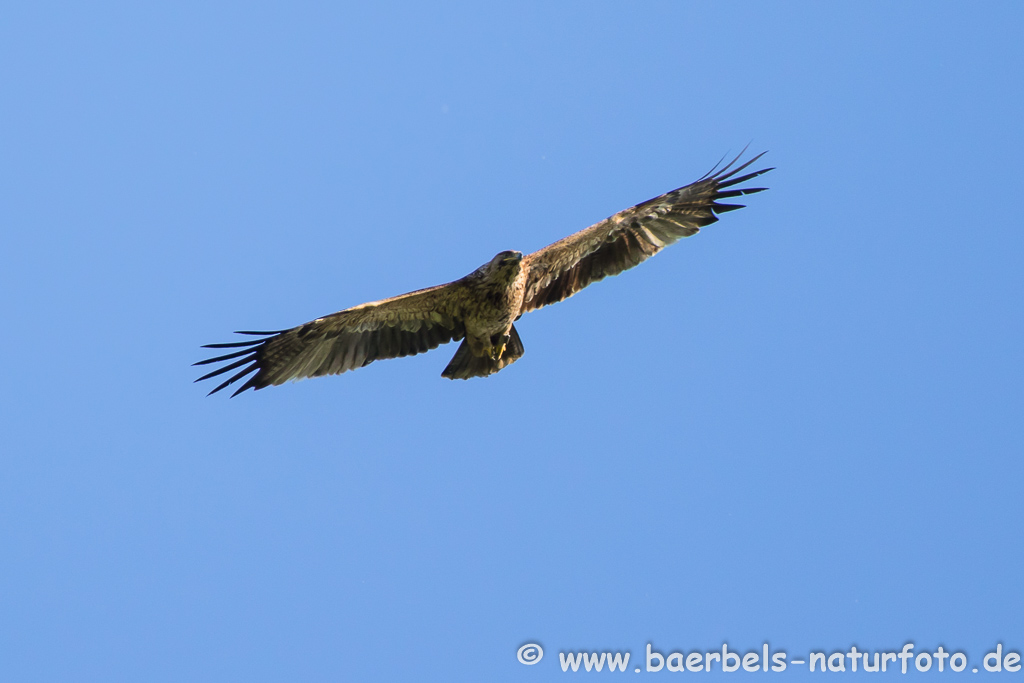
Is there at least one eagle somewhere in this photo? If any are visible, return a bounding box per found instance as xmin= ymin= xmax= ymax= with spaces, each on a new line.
xmin=196 ymin=151 xmax=771 ymax=396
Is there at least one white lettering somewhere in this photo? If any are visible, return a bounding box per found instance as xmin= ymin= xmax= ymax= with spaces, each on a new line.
xmin=582 ymin=652 xmax=606 ymax=672
xmin=898 ymin=643 xmax=915 ymax=673
xmin=722 ymin=644 xmax=740 ymax=672
xmin=559 ymin=652 xmax=583 ymax=672
xmin=645 ymin=643 xmax=664 ymax=672
xmin=606 ymin=652 xmax=630 ymax=672
xmin=984 ymin=644 xmax=1003 ymax=672
xmin=846 ymin=646 xmax=860 ymax=672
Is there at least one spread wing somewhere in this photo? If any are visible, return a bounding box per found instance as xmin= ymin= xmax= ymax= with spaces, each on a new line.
xmin=195 ymin=282 xmax=467 ymax=396
xmin=520 ymin=151 xmax=771 ymax=313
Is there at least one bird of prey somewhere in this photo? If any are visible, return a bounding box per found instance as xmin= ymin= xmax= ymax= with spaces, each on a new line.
xmin=196 ymin=151 xmax=771 ymax=396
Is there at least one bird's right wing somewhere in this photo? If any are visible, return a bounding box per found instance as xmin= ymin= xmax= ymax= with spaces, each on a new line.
xmin=195 ymin=281 xmax=467 ymax=396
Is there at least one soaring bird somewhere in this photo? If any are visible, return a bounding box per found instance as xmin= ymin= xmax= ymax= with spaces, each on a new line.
xmin=196 ymin=151 xmax=771 ymax=396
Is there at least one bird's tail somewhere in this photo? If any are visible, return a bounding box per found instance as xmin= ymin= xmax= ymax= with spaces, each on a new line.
xmin=442 ymin=325 xmax=524 ymax=380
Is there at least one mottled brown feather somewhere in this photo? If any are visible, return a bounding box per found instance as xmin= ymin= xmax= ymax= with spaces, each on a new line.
xmin=519 ymin=151 xmax=770 ymax=314
xmin=195 ymin=282 xmax=467 ymax=396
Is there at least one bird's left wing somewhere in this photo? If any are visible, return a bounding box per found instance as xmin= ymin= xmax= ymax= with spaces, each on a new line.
xmin=519 ymin=151 xmax=771 ymax=314
xmin=195 ymin=282 xmax=467 ymax=396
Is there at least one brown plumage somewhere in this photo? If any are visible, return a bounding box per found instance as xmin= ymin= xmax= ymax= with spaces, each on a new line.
xmin=195 ymin=151 xmax=771 ymax=395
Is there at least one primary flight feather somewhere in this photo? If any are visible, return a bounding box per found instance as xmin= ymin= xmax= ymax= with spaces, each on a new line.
xmin=196 ymin=151 xmax=771 ymax=396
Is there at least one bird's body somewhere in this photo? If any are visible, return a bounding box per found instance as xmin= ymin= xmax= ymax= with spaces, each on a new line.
xmin=458 ymin=251 xmax=526 ymax=360
xmin=196 ymin=152 xmax=771 ymax=395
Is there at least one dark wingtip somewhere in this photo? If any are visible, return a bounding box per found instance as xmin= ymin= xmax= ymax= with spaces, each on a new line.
xmin=716 ymin=185 xmax=769 ymax=199
xmin=230 ymin=376 xmax=264 ymax=397
xmin=201 ymin=339 xmax=264 ymax=349
xmin=193 ymin=348 xmax=255 ymax=366
xmin=203 ymin=361 xmax=260 ymax=396
xmin=714 ymin=152 xmax=765 ymax=183
xmin=196 ymin=330 xmax=277 ymax=395
xmin=698 ymin=150 xmax=733 ymax=181
xmin=699 ymin=149 xmax=771 ymax=188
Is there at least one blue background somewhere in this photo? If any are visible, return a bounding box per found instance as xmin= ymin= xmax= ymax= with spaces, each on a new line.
xmin=2 ymin=2 xmax=1021 ymax=680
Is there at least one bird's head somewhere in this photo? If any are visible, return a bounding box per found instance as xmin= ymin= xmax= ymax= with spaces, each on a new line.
xmin=491 ymin=250 xmax=523 ymax=267
xmin=469 ymin=250 xmax=523 ymax=283
xmin=477 ymin=250 xmax=523 ymax=283
xmin=485 ymin=249 xmax=524 ymax=274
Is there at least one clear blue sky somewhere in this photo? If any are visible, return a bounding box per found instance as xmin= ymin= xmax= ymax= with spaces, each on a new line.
xmin=2 ymin=2 xmax=1022 ymax=680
